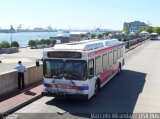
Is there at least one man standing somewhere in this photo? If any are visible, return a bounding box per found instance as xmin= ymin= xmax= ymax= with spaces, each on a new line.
xmin=16 ymin=61 xmax=26 ymax=89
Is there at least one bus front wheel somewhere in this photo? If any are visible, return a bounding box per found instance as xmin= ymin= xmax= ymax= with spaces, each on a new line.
xmin=118 ymin=63 xmax=121 ymax=75
xmin=94 ymin=80 xmax=100 ymax=96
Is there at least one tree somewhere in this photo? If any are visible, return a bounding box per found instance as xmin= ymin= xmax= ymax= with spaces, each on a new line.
xmin=0 ymin=40 xmax=10 ymax=48
xmin=35 ymin=39 xmax=40 ymax=45
xmin=91 ymin=33 xmax=97 ymax=39
xmin=46 ymin=39 xmax=51 ymax=45
xmin=97 ymin=34 xmax=103 ymax=38
xmin=28 ymin=40 xmax=36 ymax=48
xmin=40 ymin=39 xmax=46 ymax=45
xmin=153 ymin=27 xmax=160 ymax=34
xmin=50 ymin=39 xmax=56 ymax=46
xmin=11 ymin=41 xmax=19 ymax=47
xmin=138 ymin=27 xmax=145 ymax=33
xmin=123 ymin=28 xmax=130 ymax=34
xmin=145 ymin=26 xmax=153 ymax=33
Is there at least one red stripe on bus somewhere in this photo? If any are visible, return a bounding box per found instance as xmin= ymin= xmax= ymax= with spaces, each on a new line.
xmin=100 ymin=68 xmax=112 ymax=84
xmin=100 ymin=64 xmax=119 ymax=85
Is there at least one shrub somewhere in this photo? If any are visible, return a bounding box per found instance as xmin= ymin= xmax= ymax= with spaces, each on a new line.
xmin=50 ymin=39 xmax=56 ymax=46
xmin=0 ymin=40 xmax=11 ymax=48
xmin=97 ymin=34 xmax=104 ymax=38
xmin=91 ymin=33 xmax=97 ymax=39
xmin=46 ymin=39 xmax=51 ymax=45
xmin=35 ymin=39 xmax=41 ymax=45
xmin=28 ymin=40 xmax=36 ymax=48
xmin=40 ymin=39 xmax=46 ymax=45
xmin=11 ymin=41 xmax=19 ymax=47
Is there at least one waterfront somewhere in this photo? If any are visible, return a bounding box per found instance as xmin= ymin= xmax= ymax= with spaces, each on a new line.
xmin=0 ymin=32 xmax=60 ymax=47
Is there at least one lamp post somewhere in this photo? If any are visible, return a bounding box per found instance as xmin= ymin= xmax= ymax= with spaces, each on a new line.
xmin=10 ymin=33 xmax=13 ymax=44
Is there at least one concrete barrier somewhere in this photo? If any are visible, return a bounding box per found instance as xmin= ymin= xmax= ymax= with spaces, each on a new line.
xmin=0 ymin=65 xmax=43 ymax=96
xmin=0 ymin=47 xmax=19 ymax=54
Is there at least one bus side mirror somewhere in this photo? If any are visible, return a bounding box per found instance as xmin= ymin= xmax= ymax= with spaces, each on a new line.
xmin=36 ymin=60 xmax=40 ymax=67
xmin=89 ymin=68 xmax=94 ymax=76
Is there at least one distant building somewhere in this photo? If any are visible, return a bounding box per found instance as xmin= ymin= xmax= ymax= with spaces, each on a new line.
xmin=50 ymin=34 xmax=70 ymax=44
xmin=123 ymin=21 xmax=148 ymax=32
xmin=50 ymin=32 xmax=90 ymax=44
xmin=69 ymin=32 xmax=90 ymax=42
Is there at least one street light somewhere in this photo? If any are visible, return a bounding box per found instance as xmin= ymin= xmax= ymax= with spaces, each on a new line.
xmin=10 ymin=33 xmax=13 ymax=44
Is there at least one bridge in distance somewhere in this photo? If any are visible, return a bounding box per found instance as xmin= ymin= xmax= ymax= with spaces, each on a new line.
xmin=12 ymin=40 xmax=160 ymax=119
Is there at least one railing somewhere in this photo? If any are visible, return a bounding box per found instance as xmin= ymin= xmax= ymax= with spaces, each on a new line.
xmin=124 ymin=36 xmax=149 ymax=48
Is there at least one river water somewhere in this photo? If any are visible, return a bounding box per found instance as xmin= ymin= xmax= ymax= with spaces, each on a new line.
xmin=0 ymin=32 xmax=61 ymax=47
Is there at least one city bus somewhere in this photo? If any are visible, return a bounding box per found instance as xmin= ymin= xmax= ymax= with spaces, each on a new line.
xmin=150 ymin=33 xmax=159 ymax=40
xmin=42 ymin=39 xmax=125 ymax=100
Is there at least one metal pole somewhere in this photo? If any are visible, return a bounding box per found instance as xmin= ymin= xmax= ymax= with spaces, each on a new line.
xmin=10 ymin=33 xmax=13 ymax=44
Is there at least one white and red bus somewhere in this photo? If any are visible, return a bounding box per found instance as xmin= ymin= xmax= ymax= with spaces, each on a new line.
xmin=42 ymin=39 xmax=125 ymax=100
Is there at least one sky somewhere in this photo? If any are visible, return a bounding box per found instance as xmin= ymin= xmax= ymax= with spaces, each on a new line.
xmin=0 ymin=0 xmax=160 ymax=30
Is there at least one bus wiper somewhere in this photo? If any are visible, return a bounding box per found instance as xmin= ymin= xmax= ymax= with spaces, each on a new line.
xmin=70 ymin=79 xmax=75 ymax=86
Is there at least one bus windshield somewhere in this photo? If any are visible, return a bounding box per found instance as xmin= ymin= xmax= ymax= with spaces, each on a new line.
xmin=64 ymin=60 xmax=87 ymax=80
xmin=43 ymin=59 xmax=64 ymax=79
xmin=43 ymin=59 xmax=87 ymax=80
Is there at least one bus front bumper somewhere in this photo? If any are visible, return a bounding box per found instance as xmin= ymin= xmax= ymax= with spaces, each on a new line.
xmin=41 ymin=90 xmax=88 ymax=100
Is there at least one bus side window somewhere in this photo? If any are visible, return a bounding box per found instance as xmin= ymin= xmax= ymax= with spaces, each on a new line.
xmin=108 ymin=51 xmax=113 ymax=67
xmin=121 ymin=48 xmax=124 ymax=57
xmin=118 ymin=48 xmax=121 ymax=59
xmin=113 ymin=50 xmax=118 ymax=64
xmin=102 ymin=53 xmax=108 ymax=70
xmin=88 ymin=59 xmax=94 ymax=79
xmin=95 ymin=56 xmax=102 ymax=76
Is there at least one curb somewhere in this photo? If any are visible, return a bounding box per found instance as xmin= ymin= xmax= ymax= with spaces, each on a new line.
xmin=1 ymin=94 xmax=42 ymax=118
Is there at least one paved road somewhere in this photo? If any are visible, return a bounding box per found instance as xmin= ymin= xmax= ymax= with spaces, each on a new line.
xmin=10 ymin=40 xmax=160 ymax=118
xmin=0 ymin=48 xmax=43 ymax=73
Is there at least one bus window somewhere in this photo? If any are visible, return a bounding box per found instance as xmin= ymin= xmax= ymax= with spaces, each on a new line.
xmin=64 ymin=60 xmax=87 ymax=80
xmin=43 ymin=59 xmax=64 ymax=79
xmin=102 ymin=53 xmax=108 ymax=70
xmin=113 ymin=50 xmax=118 ymax=64
xmin=118 ymin=48 xmax=121 ymax=59
xmin=121 ymin=48 xmax=124 ymax=57
xmin=108 ymin=51 xmax=113 ymax=67
xmin=95 ymin=56 xmax=102 ymax=75
xmin=88 ymin=59 xmax=94 ymax=79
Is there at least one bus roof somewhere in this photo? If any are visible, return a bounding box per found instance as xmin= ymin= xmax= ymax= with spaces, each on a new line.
xmin=151 ymin=33 xmax=158 ymax=35
xmin=47 ymin=39 xmax=123 ymax=51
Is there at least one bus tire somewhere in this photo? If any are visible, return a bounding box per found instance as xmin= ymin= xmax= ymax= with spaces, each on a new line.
xmin=118 ymin=63 xmax=121 ymax=75
xmin=94 ymin=79 xmax=100 ymax=96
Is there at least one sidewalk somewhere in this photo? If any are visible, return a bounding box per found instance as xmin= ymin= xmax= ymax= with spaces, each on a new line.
xmin=0 ymin=81 xmax=43 ymax=116
xmin=0 ymin=39 xmax=149 ymax=117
